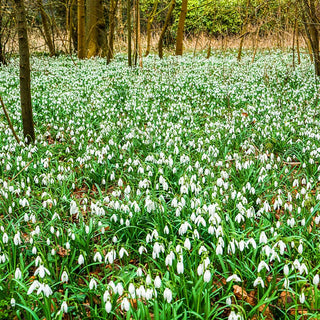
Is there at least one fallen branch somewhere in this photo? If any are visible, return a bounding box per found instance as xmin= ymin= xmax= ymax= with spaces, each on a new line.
xmin=12 ymin=159 xmax=33 ymax=181
xmin=0 ymin=94 xmax=21 ymax=144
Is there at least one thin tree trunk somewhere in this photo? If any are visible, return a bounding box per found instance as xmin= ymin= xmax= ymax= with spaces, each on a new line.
xmin=77 ymin=0 xmax=85 ymax=59
xmin=175 ymin=0 xmax=188 ymax=55
xmin=0 ymin=0 xmax=6 ymax=65
xmin=158 ymin=0 xmax=175 ymax=59
xmin=137 ymin=0 xmax=142 ymax=67
xmin=292 ymin=18 xmax=297 ymax=70
xmin=251 ymin=24 xmax=261 ymax=63
xmin=37 ymin=0 xmax=55 ymax=56
xmin=145 ymin=0 xmax=158 ymax=57
xmin=107 ymin=0 xmax=118 ymax=64
xmin=127 ymin=0 xmax=132 ymax=66
xmin=14 ymin=0 xmax=35 ymax=144
xmin=296 ymin=25 xmax=301 ymax=64
xmin=238 ymin=0 xmax=250 ymax=62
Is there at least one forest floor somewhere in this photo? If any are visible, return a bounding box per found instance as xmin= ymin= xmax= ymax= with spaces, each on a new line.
xmin=1 ymin=52 xmax=320 ymax=319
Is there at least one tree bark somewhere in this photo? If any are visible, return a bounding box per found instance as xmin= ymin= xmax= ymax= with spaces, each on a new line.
xmin=136 ymin=0 xmax=142 ymax=67
xmin=175 ymin=0 xmax=188 ymax=56
xmin=14 ymin=0 xmax=35 ymax=144
xmin=127 ymin=0 xmax=132 ymax=66
xmin=0 ymin=0 xmax=6 ymax=65
xmin=237 ymin=0 xmax=250 ymax=62
xmin=302 ymin=0 xmax=320 ymax=76
xmin=37 ymin=0 xmax=55 ymax=56
xmin=145 ymin=0 xmax=158 ymax=57
xmin=107 ymin=0 xmax=118 ymax=64
xmin=158 ymin=0 xmax=175 ymax=59
xmin=86 ymin=0 xmax=98 ymax=57
xmin=77 ymin=0 xmax=85 ymax=59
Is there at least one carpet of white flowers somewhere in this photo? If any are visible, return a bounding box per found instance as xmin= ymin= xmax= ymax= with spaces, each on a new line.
xmin=1 ymin=52 xmax=320 ymax=319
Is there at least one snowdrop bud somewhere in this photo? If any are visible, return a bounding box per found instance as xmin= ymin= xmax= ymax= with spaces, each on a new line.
xmin=105 ymin=301 xmax=112 ymax=313
xmin=154 ymin=276 xmax=161 ymax=288
xmin=10 ymin=298 xmax=15 ymax=307
xmin=136 ymin=267 xmax=143 ymax=277
xmin=203 ymin=270 xmax=211 ymax=283
xmin=226 ymin=297 xmax=232 ymax=305
xmin=78 ymin=254 xmax=84 ymax=265
xmin=313 ymin=274 xmax=319 ymax=286
xmin=284 ymin=264 xmax=289 ymax=276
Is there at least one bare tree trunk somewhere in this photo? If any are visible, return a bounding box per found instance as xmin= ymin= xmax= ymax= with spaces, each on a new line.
xmin=238 ymin=0 xmax=250 ymax=62
xmin=296 ymin=25 xmax=301 ymax=64
xmin=302 ymin=0 xmax=320 ymax=76
xmin=175 ymin=0 xmax=188 ymax=56
xmin=158 ymin=0 xmax=175 ymax=59
xmin=137 ymin=0 xmax=142 ymax=67
xmin=77 ymin=0 xmax=85 ymax=59
xmin=14 ymin=0 xmax=35 ymax=144
xmin=127 ymin=0 xmax=132 ymax=66
xmin=292 ymin=18 xmax=297 ymax=70
xmin=107 ymin=0 xmax=118 ymax=64
xmin=37 ymin=0 xmax=55 ymax=56
xmin=145 ymin=0 xmax=158 ymax=57
xmin=0 ymin=0 xmax=6 ymax=65
xmin=86 ymin=0 xmax=97 ymax=57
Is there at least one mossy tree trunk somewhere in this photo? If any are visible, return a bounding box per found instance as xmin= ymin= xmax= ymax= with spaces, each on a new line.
xmin=14 ymin=0 xmax=35 ymax=144
xmin=175 ymin=0 xmax=188 ymax=56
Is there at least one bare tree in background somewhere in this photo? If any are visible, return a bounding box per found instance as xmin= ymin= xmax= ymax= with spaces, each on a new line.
xmin=77 ymin=0 xmax=85 ymax=58
xmin=158 ymin=0 xmax=175 ymax=59
xmin=37 ymin=0 xmax=55 ymax=56
xmin=14 ymin=0 xmax=35 ymax=144
xmin=107 ymin=0 xmax=118 ymax=64
xmin=0 ymin=0 xmax=6 ymax=64
xmin=127 ymin=0 xmax=132 ymax=66
xmin=301 ymin=0 xmax=320 ymax=76
xmin=175 ymin=0 xmax=188 ymax=55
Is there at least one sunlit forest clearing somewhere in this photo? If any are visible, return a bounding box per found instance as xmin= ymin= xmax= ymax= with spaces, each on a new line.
xmin=2 ymin=0 xmax=320 ymax=319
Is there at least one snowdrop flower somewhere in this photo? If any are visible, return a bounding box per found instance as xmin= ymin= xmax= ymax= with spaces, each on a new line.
xmin=283 ymin=278 xmax=290 ymax=289
xmin=78 ymin=254 xmax=84 ymax=265
xmin=177 ymin=261 xmax=184 ymax=274
xmin=61 ymin=271 xmax=69 ymax=283
xmin=34 ymin=265 xmax=50 ymax=278
xmin=27 ymin=280 xmax=41 ymax=295
xmin=163 ymin=288 xmax=173 ymax=303
xmin=105 ymin=301 xmax=112 ymax=313
xmin=15 ymin=268 xmax=22 ymax=280
xmin=116 ymin=283 xmax=124 ymax=296
xmin=228 ymin=311 xmax=243 ymax=320
xmin=10 ymin=298 xmax=15 ymax=307
xmin=257 ymin=261 xmax=270 ymax=273
xmin=128 ymin=283 xmax=136 ymax=298
xmin=299 ymin=292 xmax=305 ymax=304
xmin=120 ymin=297 xmax=130 ymax=311
xmin=154 ymin=276 xmax=161 ymax=288
xmin=216 ymin=244 xmax=223 ymax=255
xmin=146 ymin=274 xmax=152 ymax=285
xmin=259 ymin=231 xmax=268 ymax=244
xmin=313 ymin=274 xmax=319 ymax=286
xmin=284 ymin=264 xmax=289 ymax=276
xmin=93 ymin=252 xmax=102 ymax=263
xmin=226 ymin=274 xmax=241 ymax=282
xmin=253 ymin=276 xmax=265 ymax=288
xmin=60 ymin=301 xmax=68 ymax=313
xmin=119 ymin=247 xmax=129 ymax=258
xmin=136 ymin=267 xmax=143 ymax=277
xmin=89 ymin=278 xmax=97 ymax=290
xmin=203 ymin=270 xmax=211 ymax=283
xmin=2 ymin=233 xmax=8 ymax=244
